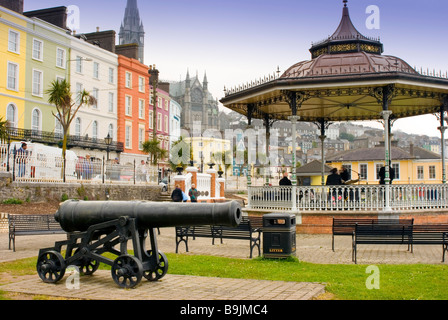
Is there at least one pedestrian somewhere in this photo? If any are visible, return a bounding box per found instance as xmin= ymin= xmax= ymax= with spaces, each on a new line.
xmin=171 ymin=184 xmax=183 ymax=202
xmin=378 ymin=162 xmax=395 ymax=185
xmin=182 ymin=190 xmax=189 ymax=202
xmin=16 ymin=142 xmax=28 ymax=177
xmin=279 ymin=171 xmax=292 ymax=186
xmin=188 ymin=183 xmax=199 ymax=203
xmin=326 ymin=168 xmax=342 ymax=186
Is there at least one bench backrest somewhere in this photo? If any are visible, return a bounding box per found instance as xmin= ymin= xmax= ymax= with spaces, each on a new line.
xmin=8 ymin=214 xmax=61 ymax=232
xmin=333 ymin=218 xmax=414 ymax=235
xmin=355 ymin=224 xmax=413 ymax=238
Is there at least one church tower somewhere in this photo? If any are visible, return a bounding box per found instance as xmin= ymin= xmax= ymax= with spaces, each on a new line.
xmin=119 ymin=0 xmax=145 ymax=63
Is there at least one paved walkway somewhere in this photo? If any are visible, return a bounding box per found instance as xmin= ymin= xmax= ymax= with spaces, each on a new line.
xmin=0 ymin=228 xmax=446 ymax=301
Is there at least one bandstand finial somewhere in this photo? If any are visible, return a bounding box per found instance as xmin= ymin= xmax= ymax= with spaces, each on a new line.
xmin=343 ymin=0 xmax=348 ymax=7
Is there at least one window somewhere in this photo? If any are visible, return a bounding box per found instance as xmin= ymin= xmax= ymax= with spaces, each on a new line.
xmin=149 ymin=94 xmax=154 ymax=106
xmin=92 ymin=121 xmax=98 ymax=140
xmin=76 ymin=56 xmax=83 ymax=73
xmin=108 ymin=92 xmax=114 ymax=113
xmin=108 ymin=124 xmax=114 ymax=140
xmin=375 ymin=163 xmax=382 ymax=180
xmin=56 ymin=48 xmax=66 ymax=68
xmin=139 ymin=99 xmax=145 ymax=119
xmin=8 ymin=30 xmax=20 ymax=53
xmin=164 ymin=115 xmax=168 ymax=133
xmin=138 ymin=77 xmax=145 ymax=92
xmin=125 ymin=96 xmax=132 ymax=116
xmin=31 ymin=109 xmax=41 ymax=133
xmin=165 ymin=100 xmax=169 ymax=111
xmin=392 ymin=163 xmax=400 ymax=180
xmin=417 ymin=166 xmax=424 ymax=180
xmin=148 ymin=111 xmax=153 ymax=129
xmin=125 ymin=125 xmax=132 ymax=149
xmin=109 ymin=68 xmax=114 ymax=84
xmin=359 ymin=164 xmax=368 ymax=180
xmin=91 ymin=88 xmax=99 ymax=109
xmin=139 ymin=127 xmax=144 ymax=150
xmin=125 ymin=72 xmax=132 ymax=88
xmin=32 ymin=70 xmax=43 ymax=97
xmin=55 ymin=119 xmax=63 ymax=138
xmin=429 ymin=166 xmax=436 ymax=179
xmin=76 ymin=83 xmax=83 ymax=104
xmin=157 ymin=113 xmax=162 ymax=131
xmin=6 ymin=104 xmax=17 ymax=128
xmin=158 ymin=97 xmax=162 ymax=108
xmin=7 ymin=62 xmax=18 ymax=91
xmin=93 ymin=62 xmax=99 ymax=79
xmin=75 ymin=118 xmax=81 ymax=137
xmin=32 ymin=39 xmax=43 ymax=61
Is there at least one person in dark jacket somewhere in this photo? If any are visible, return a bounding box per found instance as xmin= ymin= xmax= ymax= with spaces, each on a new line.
xmin=379 ymin=163 xmax=395 ymax=185
xmin=326 ymin=168 xmax=342 ymax=186
xmin=279 ymin=171 xmax=292 ymax=186
xmin=171 ymin=185 xmax=183 ymax=202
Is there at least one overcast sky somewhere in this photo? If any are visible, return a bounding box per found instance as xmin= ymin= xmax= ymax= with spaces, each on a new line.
xmin=24 ymin=0 xmax=448 ymax=137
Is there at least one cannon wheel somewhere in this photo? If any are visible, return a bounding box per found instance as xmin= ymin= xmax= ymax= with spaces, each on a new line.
xmin=36 ymin=251 xmax=66 ymax=283
xmin=111 ymin=255 xmax=143 ymax=288
xmin=143 ymin=250 xmax=169 ymax=281
xmin=74 ymin=248 xmax=100 ymax=276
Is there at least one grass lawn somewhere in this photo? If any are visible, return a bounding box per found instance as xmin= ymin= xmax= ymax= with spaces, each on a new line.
xmin=1 ymin=254 xmax=447 ymax=300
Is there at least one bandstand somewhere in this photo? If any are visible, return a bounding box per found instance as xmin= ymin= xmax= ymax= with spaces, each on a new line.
xmin=220 ymin=1 xmax=448 ymax=232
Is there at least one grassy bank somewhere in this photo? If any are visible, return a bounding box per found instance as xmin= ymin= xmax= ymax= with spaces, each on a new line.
xmin=1 ymin=254 xmax=447 ymax=300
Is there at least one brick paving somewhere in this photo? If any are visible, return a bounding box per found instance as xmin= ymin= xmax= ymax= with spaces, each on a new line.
xmin=0 ymin=227 xmax=446 ymax=301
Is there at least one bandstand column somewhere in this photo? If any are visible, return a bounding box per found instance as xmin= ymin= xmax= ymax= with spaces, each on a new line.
xmin=289 ymin=115 xmax=300 ymax=186
xmin=438 ymin=107 xmax=447 ymax=184
xmin=381 ymin=110 xmax=393 ymax=212
xmin=319 ymin=134 xmax=327 ymax=186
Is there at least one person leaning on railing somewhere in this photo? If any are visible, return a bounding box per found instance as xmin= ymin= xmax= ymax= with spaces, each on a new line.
xmin=326 ymin=168 xmax=343 ymax=202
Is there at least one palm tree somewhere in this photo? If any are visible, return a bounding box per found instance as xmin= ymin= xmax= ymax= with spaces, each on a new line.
xmin=142 ymin=138 xmax=167 ymax=165
xmin=46 ymin=79 xmax=96 ymax=182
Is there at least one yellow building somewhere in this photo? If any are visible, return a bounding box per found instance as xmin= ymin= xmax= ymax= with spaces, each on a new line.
xmin=0 ymin=6 xmax=27 ymax=129
xmin=327 ymin=144 xmax=444 ymax=185
xmin=184 ymin=136 xmax=231 ymax=172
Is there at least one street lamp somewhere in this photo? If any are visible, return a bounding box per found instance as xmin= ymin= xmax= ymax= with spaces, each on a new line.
xmin=105 ymin=133 xmax=113 ymax=161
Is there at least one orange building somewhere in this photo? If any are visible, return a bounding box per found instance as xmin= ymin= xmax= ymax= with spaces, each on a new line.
xmin=117 ymin=55 xmax=150 ymax=163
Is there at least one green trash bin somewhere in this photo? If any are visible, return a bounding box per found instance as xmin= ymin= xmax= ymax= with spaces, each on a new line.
xmin=263 ymin=213 xmax=296 ymax=258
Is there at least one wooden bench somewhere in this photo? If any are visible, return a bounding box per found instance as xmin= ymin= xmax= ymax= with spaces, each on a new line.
xmin=8 ymin=214 xmax=65 ymax=252
xmin=175 ymin=216 xmax=263 ymax=258
xmin=352 ymin=223 xmax=413 ymax=264
xmin=332 ymin=218 xmax=414 ymax=251
xmin=411 ymin=224 xmax=448 ymax=261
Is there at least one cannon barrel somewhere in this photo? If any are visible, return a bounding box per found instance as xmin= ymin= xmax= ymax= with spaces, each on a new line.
xmin=55 ymin=200 xmax=242 ymax=233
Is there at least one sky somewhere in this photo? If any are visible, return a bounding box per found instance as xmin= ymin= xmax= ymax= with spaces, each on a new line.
xmin=23 ymin=0 xmax=448 ymax=138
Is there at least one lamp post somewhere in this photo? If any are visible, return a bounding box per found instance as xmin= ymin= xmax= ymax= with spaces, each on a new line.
xmin=104 ymin=133 xmax=113 ymax=161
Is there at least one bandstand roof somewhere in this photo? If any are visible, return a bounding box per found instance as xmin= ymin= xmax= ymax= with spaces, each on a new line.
xmin=220 ymin=1 xmax=448 ymax=123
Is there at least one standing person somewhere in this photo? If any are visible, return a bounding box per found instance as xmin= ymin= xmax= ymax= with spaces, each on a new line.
xmin=340 ymin=166 xmax=350 ymax=184
xmin=279 ymin=171 xmax=292 ymax=186
xmin=379 ymin=162 xmax=395 ymax=185
xmin=171 ymin=184 xmax=183 ymax=202
xmin=188 ymin=183 xmax=199 ymax=203
xmin=326 ymin=168 xmax=343 ymax=203
xmin=16 ymin=142 xmax=28 ymax=177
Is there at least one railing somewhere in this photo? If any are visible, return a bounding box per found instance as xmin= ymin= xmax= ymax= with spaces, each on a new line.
xmin=248 ymin=185 xmax=448 ymax=212
xmin=0 ymin=147 xmax=160 ymax=185
xmin=6 ymin=127 xmax=124 ymax=153
xmin=196 ymin=173 xmax=211 ymax=200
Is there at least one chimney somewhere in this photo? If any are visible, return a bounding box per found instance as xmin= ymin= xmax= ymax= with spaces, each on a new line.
xmin=0 ymin=0 xmax=24 ymax=14
xmin=409 ymin=143 xmax=414 ymax=156
xmin=23 ymin=7 xmax=68 ymax=30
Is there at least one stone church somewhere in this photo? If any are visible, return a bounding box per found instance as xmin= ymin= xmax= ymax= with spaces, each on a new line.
xmin=169 ymin=70 xmax=220 ymax=132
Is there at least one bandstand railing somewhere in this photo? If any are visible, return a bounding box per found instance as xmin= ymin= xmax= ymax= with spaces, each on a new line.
xmin=247 ymin=185 xmax=448 ymax=212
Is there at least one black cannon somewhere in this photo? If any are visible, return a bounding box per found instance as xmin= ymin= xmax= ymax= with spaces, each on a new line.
xmin=36 ymin=200 xmax=242 ymax=288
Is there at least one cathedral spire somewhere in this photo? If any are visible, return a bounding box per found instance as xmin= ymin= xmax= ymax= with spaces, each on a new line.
xmin=119 ymin=0 xmax=145 ymax=63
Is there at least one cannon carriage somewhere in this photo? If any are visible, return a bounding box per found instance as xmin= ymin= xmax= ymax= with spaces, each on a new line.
xmin=36 ymin=200 xmax=242 ymax=288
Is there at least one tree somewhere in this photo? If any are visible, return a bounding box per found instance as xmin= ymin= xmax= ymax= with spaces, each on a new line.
xmin=142 ymin=138 xmax=167 ymax=165
xmin=0 ymin=117 xmax=9 ymax=141
xmin=46 ymin=79 xmax=96 ymax=182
